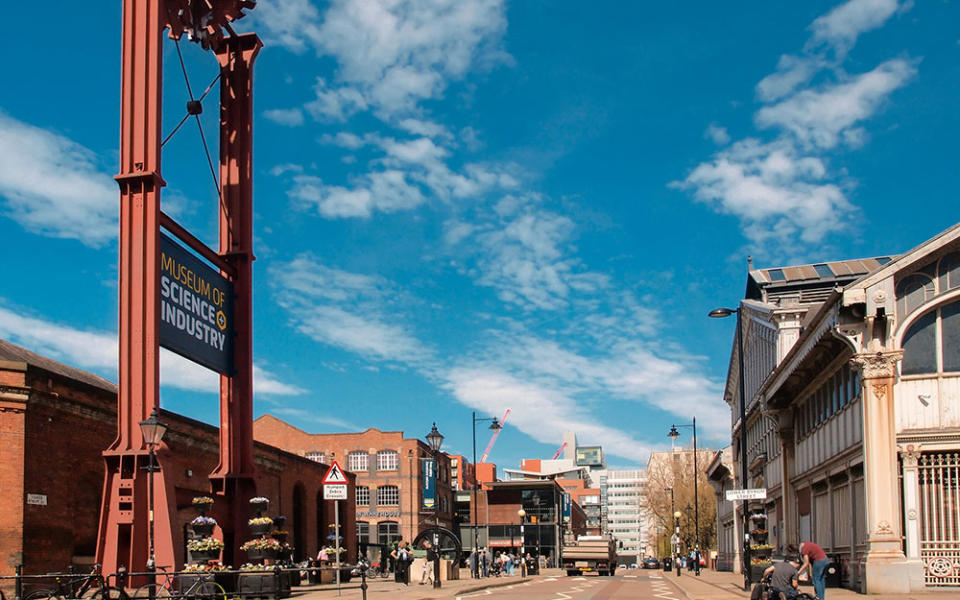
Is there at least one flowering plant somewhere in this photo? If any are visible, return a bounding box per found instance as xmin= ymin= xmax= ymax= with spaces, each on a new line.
xmin=239 ymin=563 xmax=271 ymax=572
xmin=751 ymin=557 xmax=772 ymax=565
xmin=183 ymin=563 xmax=230 ymax=572
xmin=272 ymin=529 xmax=288 ymax=536
xmin=241 ymin=538 xmax=282 ymax=551
xmin=192 ymin=516 xmax=218 ymax=526
xmin=248 ymin=516 xmax=273 ymax=526
xmin=187 ymin=537 xmax=224 ymax=552
xmin=750 ymin=544 xmax=773 ymax=551
xmin=192 ymin=497 xmax=215 ymax=506
xmin=249 ymin=496 xmax=270 ymax=505
xmin=323 ymin=547 xmax=346 ymax=556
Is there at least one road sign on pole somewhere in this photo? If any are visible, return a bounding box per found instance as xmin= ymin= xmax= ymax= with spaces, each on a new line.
xmin=725 ymin=488 xmax=767 ymax=501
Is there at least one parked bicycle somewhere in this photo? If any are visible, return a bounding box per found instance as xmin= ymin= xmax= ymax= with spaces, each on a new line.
xmin=23 ymin=565 xmax=124 ymax=600
xmin=131 ymin=567 xmax=225 ymax=600
xmin=361 ymin=561 xmax=391 ymax=579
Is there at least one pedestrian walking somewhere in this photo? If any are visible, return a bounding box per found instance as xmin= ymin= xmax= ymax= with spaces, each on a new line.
xmin=481 ymin=547 xmax=490 ymax=577
xmin=790 ymin=542 xmax=829 ymax=600
xmin=469 ymin=549 xmax=478 ymax=578
xmin=391 ymin=540 xmax=411 ymax=585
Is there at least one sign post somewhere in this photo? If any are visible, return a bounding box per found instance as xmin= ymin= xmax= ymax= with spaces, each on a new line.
xmin=323 ymin=462 xmax=349 ymax=596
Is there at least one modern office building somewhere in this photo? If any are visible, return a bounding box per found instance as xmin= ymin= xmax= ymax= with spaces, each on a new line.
xmin=597 ymin=469 xmax=647 ymax=564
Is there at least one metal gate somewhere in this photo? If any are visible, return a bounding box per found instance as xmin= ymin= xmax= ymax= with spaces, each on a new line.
xmin=919 ymin=452 xmax=960 ymax=585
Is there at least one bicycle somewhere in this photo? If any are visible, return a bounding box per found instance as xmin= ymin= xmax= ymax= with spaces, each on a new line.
xmin=362 ymin=562 xmax=390 ymax=579
xmin=752 ymin=574 xmax=816 ymax=600
xmin=24 ymin=565 xmax=124 ymax=600
xmin=132 ymin=567 xmax=225 ymax=600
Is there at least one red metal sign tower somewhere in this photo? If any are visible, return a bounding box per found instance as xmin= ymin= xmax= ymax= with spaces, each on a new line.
xmin=97 ymin=0 xmax=260 ymax=574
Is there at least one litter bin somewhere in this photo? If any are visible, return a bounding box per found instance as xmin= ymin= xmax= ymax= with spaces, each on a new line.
xmin=662 ymin=557 xmax=672 ymax=572
xmin=825 ymin=558 xmax=841 ymax=588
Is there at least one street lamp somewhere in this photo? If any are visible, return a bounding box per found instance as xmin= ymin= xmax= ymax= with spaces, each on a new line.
xmin=709 ymin=306 xmax=751 ymax=590
xmin=673 ymin=510 xmax=682 ymax=578
xmin=471 ymin=412 xmax=501 ymax=578
xmin=668 ymin=418 xmax=700 ymax=576
xmin=139 ymin=407 xmax=168 ymax=575
xmin=518 ymin=508 xmax=526 ymax=579
xmin=426 ymin=423 xmax=444 ymax=589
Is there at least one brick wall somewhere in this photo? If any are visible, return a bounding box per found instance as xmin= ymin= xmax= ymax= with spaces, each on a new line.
xmin=0 ymin=357 xmax=353 ymax=590
xmin=254 ymin=416 xmax=453 ymax=545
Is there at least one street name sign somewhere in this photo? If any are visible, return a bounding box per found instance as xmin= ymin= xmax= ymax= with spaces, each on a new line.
xmin=725 ymin=488 xmax=767 ymax=501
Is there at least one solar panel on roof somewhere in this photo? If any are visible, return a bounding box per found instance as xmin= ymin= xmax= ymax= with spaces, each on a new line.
xmin=768 ymin=269 xmax=786 ymax=281
xmin=813 ymin=264 xmax=834 ymax=277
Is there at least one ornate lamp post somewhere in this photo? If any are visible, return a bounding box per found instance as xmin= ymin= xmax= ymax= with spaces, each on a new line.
xmin=139 ymin=408 xmax=168 ymax=578
xmin=471 ymin=413 xmax=501 ymax=577
xmin=426 ymin=423 xmax=444 ymax=589
xmin=518 ymin=508 xmax=527 ymax=579
xmin=669 ymin=419 xmax=700 ymax=575
xmin=709 ymin=306 xmax=751 ymax=590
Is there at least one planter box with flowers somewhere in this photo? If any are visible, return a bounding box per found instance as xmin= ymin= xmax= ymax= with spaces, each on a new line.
xmin=248 ymin=516 xmax=274 ymax=537
xmin=191 ymin=516 xmax=218 ymax=538
xmin=237 ymin=568 xmax=275 ymax=600
xmin=187 ymin=537 xmax=223 ymax=563
xmin=242 ymin=538 xmax=281 ymax=561
xmin=192 ymin=496 xmax=215 ymax=515
xmin=249 ymin=497 xmax=270 ymax=512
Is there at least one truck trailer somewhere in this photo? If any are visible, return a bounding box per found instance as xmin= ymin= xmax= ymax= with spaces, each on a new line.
xmin=561 ymin=535 xmax=617 ymax=576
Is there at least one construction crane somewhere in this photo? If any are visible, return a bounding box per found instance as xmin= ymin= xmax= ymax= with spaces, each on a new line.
xmin=480 ymin=408 xmax=510 ymax=463
xmin=552 ymin=441 xmax=567 ymax=460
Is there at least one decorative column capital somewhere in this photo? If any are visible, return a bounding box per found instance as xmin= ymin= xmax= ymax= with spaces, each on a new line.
xmin=899 ymin=444 xmax=922 ymax=468
xmin=851 ymin=351 xmax=903 ymax=379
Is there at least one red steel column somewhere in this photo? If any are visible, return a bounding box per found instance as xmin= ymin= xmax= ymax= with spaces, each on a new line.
xmin=97 ymin=0 xmax=175 ymax=576
xmin=211 ymin=33 xmax=262 ymax=566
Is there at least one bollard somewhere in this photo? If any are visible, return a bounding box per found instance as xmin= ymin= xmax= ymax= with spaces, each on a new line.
xmin=14 ymin=565 xmax=22 ymax=600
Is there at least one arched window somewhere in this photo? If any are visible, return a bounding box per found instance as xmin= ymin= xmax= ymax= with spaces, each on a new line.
xmin=902 ymin=300 xmax=960 ymax=375
xmin=377 ymin=485 xmax=400 ymax=506
xmin=377 ymin=521 xmax=400 ymax=545
xmin=377 ymin=450 xmax=398 ymax=471
xmin=897 ymin=274 xmax=935 ymax=319
xmin=939 ymin=252 xmax=960 ymax=293
xmin=348 ymin=451 xmax=369 ymax=472
xmin=357 ymin=521 xmax=371 ymax=544
xmin=356 ymin=486 xmax=370 ymax=506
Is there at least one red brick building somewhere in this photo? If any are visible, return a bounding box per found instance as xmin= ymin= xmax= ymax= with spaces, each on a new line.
xmin=0 ymin=339 xmax=355 ymax=585
xmin=253 ymin=416 xmax=453 ymax=550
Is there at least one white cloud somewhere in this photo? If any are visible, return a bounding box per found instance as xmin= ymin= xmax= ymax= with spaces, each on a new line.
xmin=258 ymin=0 xmax=509 ymax=118
xmin=264 ymin=107 xmax=305 ymax=126
xmin=755 ymin=58 xmax=916 ymax=149
xmin=0 ymin=304 xmax=303 ymax=396
xmin=271 ymin=258 xmax=431 ymax=363
xmin=396 ymin=118 xmax=452 ymax=140
xmin=304 ymin=77 xmax=369 ymax=121
xmin=673 ymin=138 xmax=852 ymax=248
xmin=289 ymin=169 xmax=425 ymax=218
xmin=445 ymin=368 xmax=653 ymax=461
xmin=0 ymin=111 xmax=116 ymax=246
xmin=676 ymin=0 xmax=915 ymax=258
xmin=704 ymin=124 xmax=731 ymax=145
xmin=810 ymin=0 xmax=902 ymax=55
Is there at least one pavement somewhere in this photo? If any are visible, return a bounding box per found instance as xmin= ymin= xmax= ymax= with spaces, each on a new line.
xmin=286 ymin=567 xmax=553 ymax=599
xmin=282 ymin=567 xmax=960 ymax=599
xmin=664 ymin=567 xmax=960 ymax=600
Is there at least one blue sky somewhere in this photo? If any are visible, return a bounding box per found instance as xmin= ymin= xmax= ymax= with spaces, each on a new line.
xmin=1 ymin=0 xmax=958 ymax=469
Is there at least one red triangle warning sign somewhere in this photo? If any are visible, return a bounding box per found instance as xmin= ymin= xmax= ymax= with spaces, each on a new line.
xmin=322 ymin=461 xmax=348 ymax=484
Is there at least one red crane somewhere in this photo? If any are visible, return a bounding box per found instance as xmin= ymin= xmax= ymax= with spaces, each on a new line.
xmin=480 ymin=409 xmax=510 ymax=463
xmin=552 ymin=441 xmax=567 ymax=460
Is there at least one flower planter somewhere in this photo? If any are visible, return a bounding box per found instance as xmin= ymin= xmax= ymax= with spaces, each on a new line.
xmin=238 ymin=573 xmax=275 ymax=600
xmin=191 ymin=523 xmax=215 ymax=537
xmin=188 ymin=549 xmax=221 ymax=563
xmin=246 ymin=547 xmax=278 ymax=561
xmin=273 ymin=532 xmax=288 ymax=544
xmin=249 ymin=522 xmax=273 ymax=536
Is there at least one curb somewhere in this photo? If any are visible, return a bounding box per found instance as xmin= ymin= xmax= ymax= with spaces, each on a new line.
xmin=453 ymin=575 xmax=541 ymax=595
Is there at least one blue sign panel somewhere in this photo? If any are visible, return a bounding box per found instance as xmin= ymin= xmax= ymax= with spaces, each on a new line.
xmin=159 ymin=234 xmax=234 ymax=375
xmin=562 ymin=492 xmax=571 ymax=523
xmin=422 ymin=458 xmax=436 ymax=509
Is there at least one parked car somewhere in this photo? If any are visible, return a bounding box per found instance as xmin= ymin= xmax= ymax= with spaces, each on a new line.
xmin=629 ymin=563 xmax=638 ymax=569
xmin=643 ymin=557 xmax=660 ymax=569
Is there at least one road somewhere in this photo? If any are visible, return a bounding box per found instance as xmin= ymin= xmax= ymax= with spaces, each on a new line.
xmin=456 ymin=569 xmax=684 ymax=600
